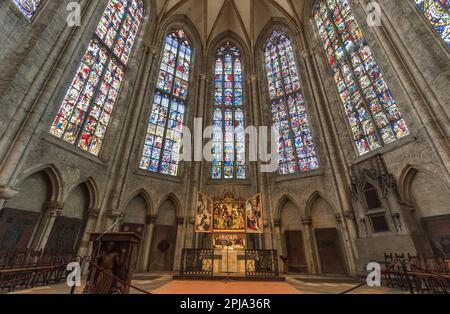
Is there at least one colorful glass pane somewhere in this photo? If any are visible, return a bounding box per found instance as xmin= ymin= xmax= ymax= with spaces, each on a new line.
xmin=50 ymin=0 xmax=144 ymax=156
xmin=139 ymin=29 xmax=191 ymax=177
xmin=265 ymin=30 xmax=320 ymax=175
xmin=212 ymin=43 xmax=246 ymax=179
xmin=314 ymin=0 xmax=409 ymax=155
xmin=415 ymin=0 xmax=450 ymax=48
xmin=12 ymin=0 xmax=41 ymax=20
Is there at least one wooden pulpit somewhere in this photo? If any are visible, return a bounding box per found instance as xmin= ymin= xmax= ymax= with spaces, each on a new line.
xmin=84 ymin=232 xmax=141 ymax=294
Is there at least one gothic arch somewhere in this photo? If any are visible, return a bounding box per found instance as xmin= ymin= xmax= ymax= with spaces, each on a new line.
xmin=123 ymin=189 xmax=153 ymax=217
xmin=275 ymin=194 xmax=301 ymax=220
xmin=398 ymin=165 xmax=450 ymax=204
xmin=65 ymin=177 xmax=98 ymax=211
xmin=305 ymin=191 xmax=337 ymax=218
xmin=15 ymin=164 xmax=63 ymax=203
xmin=155 ymin=193 xmax=182 ymax=218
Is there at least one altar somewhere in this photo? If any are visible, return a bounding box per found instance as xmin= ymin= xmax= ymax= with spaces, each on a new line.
xmin=177 ymin=190 xmax=280 ymax=280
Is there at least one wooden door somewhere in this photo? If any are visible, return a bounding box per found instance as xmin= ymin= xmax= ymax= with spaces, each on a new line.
xmin=0 ymin=208 xmax=40 ymax=251
xmin=315 ymin=228 xmax=346 ymax=275
xmin=148 ymin=225 xmax=177 ymax=271
xmin=422 ymin=215 xmax=450 ymax=258
xmin=285 ymin=230 xmax=307 ymax=273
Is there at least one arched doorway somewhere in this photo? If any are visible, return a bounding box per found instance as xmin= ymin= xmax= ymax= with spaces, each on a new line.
xmin=408 ymin=170 xmax=450 ymax=257
xmin=148 ymin=198 xmax=177 ymax=271
xmin=311 ymin=197 xmax=346 ymax=275
xmin=45 ymin=183 xmax=90 ymax=253
xmin=280 ymin=199 xmax=308 ymax=273
xmin=0 ymin=171 xmax=52 ymax=250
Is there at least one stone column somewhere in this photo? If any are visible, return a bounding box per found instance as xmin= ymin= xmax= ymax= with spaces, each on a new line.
xmin=77 ymin=209 xmax=100 ymax=258
xmin=273 ymin=218 xmax=283 ymax=256
xmin=103 ymin=209 xmax=123 ymax=232
xmin=301 ymin=216 xmax=317 ymax=275
xmin=0 ymin=185 xmax=19 ymax=209
xmin=141 ymin=215 xmax=157 ymax=272
xmin=173 ymin=217 xmax=185 ymax=271
xmin=32 ymin=201 xmax=64 ymax=249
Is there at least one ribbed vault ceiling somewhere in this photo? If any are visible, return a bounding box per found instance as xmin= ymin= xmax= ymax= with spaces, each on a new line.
xmin=155 ymin=0 xmax=313 ymax=47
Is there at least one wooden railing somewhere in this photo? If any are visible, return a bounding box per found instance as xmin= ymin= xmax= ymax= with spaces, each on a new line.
xmin=382 ymin=253 xmax=450 ymax=294
xmin=0 ymin=249 xmax=75 ymax=292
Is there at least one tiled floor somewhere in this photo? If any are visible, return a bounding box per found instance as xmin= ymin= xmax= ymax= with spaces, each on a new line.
xmin=6 ymin=273 xmax=406 ymax=295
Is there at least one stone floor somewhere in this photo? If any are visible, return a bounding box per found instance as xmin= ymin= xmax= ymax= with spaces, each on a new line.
xmin=6 ymin=273 xmax=407 ymax=295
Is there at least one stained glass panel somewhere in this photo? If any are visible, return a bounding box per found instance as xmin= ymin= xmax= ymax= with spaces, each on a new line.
xmin=12 ymin=0 xmax=41 ymax=20
xmin=314 ymin=0 xmax=409 ymax=155
xmin=50 ymin=0 xmax=144 ymax=156
xmin=139 ymin=29 xmax=191 ymax=177
xmin=415 ymin=0 xmax=450 ymax=48
xmin=264 ymin=30 xmax=319 ymax=175
xmin=212 ymin=43 xmax=246 ymax=179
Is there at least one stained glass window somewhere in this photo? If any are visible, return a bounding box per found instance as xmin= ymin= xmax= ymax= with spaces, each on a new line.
xmin=264 ymin=30 xmax=320 ymax=175
xmin=415 ymin=0 xmax=450 ymax=48
xmin=12 ymin=0 xmax=41 ymax=20
xmin=50 ymin=0 xmax=143 ymax=156
xmin=314 ymin=0 xmax=409 ymax=155
xmin=212 ymin=43 xmax=246 ymax=180
xmin=139 ymin=29 xmax=191 ymax=176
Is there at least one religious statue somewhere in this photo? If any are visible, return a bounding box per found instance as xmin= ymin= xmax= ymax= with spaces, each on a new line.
xmin=91 ymin=242 xmax=127 ymax=294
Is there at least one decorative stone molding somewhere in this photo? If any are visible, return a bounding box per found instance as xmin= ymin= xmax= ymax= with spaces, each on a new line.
xmin=45 ymin=201 xmax=65 ymax=210
xmin=176 ymin=217 xmax=185 ymax=225
xmin=398 ymin=201 xmax=415 ymax=212
xmin=273 ymin=218 xmax=281 ymax=228
xmin=87 ymin=209 xmax=100 ymax=219
xmin=335 ymin=213 xmax=343 ymax=224
xmin=344 ymin=210 xmax=356 ymax=221
xmin=0 ymin=185 xmax=20 ymax=199
xmin=301 ymin=216 xmax=312 ymax=225
xmin=146 ymin=215 xmax=158 ymax=225
xmin=199 ymin=73 xmax=208 ymax=81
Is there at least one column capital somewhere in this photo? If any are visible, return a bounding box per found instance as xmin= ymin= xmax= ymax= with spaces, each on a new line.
xmin=335 ymin=213 xmax=343 ymax=224
xmin=176 ymin=217 xmax=185 ymax=225
xmin=146 ymin=215 xmax=158 ymax=224
xmin=301 ymin=216 xmax=312 ymax=225
xmin=301 ymin=49 xmax=314 ymax=59
xmin=87 ymin=208 xmax=100 ymax=219
xmin=200 ymin=73 xmax=208 ymax=81
xmin=273 ymin=218 xmax=281 ymax=227
xmin=344 ymin=210 xmax=356 ymax=221
xmin=0 ymin=185 xmax=19 ymax=199
xmin=251 ymin=75 xmax=258 ymax=82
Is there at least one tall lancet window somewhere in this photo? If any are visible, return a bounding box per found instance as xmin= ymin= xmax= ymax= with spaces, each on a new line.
xmin=314 ymin=0 xmax=409 ymax=155
xmin=264 ymin=30 xmax=320 ymax=175
xmin=13 ymin=0 xmax=42 ymax=20
xmin=50 ymin=0 xmax=144 ymax=156
xmin=212 ymin=43 xmax=246 ymax=180
xmin=415 ymin=0 xmax=450 ymax=48
xmin=139 ymin=29 xmax=192 ymax=176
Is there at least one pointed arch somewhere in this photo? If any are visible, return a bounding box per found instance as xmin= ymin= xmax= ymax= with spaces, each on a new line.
xmin=140 ymin=14 xmax=202 ymax=177
xmin=155 ymin=193 xmax=182 ymax=218
xmin=275 ymin=194 xmax=301 ymax=220
xmin=123 ymin=189 xmax=153 ymax=216
xmin=305 ymin=191 xmax=336 ymax=218
xmin=66 ymin=177 xmax=99 ymax=211
xmin=398 ymin=165 xmax=450 ymax=204
xmin=257 ymin=21 xmax=320 ymax=175
xmin=16 ymin=164 xmax=63 ymax=203
xmin=208 ymin=31 xmax=250 ymax=180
